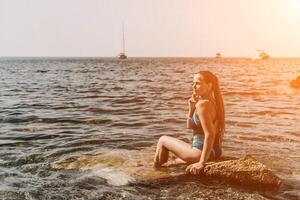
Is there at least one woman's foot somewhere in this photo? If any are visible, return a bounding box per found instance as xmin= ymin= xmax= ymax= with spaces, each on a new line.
xmin=164 ymin=158 xmax=186 ymax=167
xmin=153 ymin=161 xmax=162 ymax=168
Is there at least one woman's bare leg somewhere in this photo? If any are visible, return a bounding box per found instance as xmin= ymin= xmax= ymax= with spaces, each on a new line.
xmin=154 ymin=136 xmax=169 ymax=167
xmin=154 ymin=136 xmax=202 ymax=167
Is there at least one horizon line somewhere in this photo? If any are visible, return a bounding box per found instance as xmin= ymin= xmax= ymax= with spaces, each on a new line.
xmin=1 ymin=56 xmax=300 ymax=59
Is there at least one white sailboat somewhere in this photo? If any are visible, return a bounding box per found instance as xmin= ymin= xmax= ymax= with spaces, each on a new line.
xmin=117 ymin=23 xmax=127 ymax=59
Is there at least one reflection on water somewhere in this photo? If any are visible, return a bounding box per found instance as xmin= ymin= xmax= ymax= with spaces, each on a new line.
xmin=0 ymin=57 xmax=299 ymax=199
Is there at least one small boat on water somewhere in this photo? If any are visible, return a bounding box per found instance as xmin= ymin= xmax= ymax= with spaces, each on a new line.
xmin=251 ymin=49 xmax=270 ymax=60
xmin=215 ymin=52 xmax=222 ymax=59
xmin=117 ymin=23 xmax=127 ymax=59
xmin=118 ymin=52 xmax=127 ymax=59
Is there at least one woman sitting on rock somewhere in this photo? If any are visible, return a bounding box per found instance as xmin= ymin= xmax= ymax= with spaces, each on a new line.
xmin=154 ymin=70 xmax=225 ymax=175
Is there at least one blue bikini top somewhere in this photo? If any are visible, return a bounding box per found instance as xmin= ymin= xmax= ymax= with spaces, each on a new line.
xmin=192 ymin=108 xmax=217 ymax=135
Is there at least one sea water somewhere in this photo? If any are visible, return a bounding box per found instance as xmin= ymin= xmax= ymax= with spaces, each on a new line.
xmin=0 ymin=57 xmax=299 ymax=199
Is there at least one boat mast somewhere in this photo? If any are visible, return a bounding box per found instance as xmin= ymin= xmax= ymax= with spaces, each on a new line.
xmin=122 ymin=22 xmax=125 ymax=54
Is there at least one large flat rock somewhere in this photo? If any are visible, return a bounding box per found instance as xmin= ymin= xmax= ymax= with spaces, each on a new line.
xmin=203 ymin=155 xmax=281 ymax=188
xmin=51 ymin=149 xmax=281 ymax=189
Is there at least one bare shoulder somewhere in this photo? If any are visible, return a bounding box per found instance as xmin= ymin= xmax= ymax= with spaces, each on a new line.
xmin=195 ymin=100 xmax=214 ymax=112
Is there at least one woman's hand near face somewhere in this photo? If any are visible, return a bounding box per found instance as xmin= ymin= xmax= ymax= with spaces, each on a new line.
xmin=188 ymin=95 xmax=197 ymax=116
xmin=187 ymin=95 xmax=197 ymax=129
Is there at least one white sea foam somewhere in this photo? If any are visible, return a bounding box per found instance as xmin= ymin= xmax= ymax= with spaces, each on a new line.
xmin=89 ymin=166 xmax=135 ymax=186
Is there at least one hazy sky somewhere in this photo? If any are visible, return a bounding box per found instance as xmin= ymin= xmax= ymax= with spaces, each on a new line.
xmin=0 ymin=0 xmax=299 ymax=57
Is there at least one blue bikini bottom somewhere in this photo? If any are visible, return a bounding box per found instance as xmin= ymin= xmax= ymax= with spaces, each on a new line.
xmin=192 ymin=134 xmax=215 ymax=159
